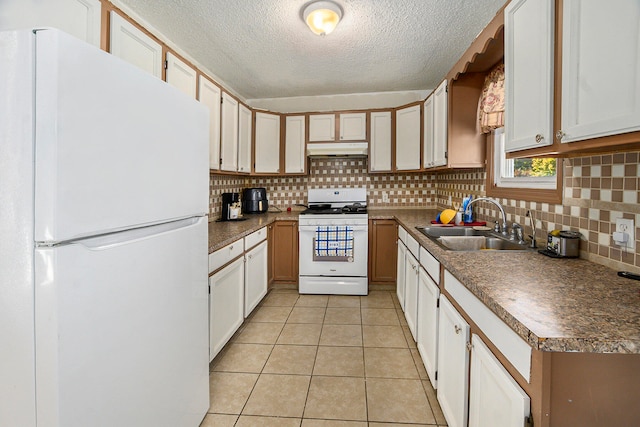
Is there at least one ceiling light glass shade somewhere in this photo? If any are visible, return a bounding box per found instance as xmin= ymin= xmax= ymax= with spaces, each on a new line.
xmin=303 ymin=1 xmax=342 ymax=36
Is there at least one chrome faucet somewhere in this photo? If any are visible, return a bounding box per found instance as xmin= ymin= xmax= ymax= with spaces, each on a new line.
xmin=526 ymin=210 xmax=538 ymax=248
xmin=510 ymin=223 xmax=525 ymax=244
xmin=465 ymin=197 xmax=508 ymax=236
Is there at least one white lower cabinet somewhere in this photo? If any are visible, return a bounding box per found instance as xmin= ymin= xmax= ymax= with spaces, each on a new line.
xmin=244 ymin=240 xmax=268 ymax=317
xmin=403 ymin=250 xmax=419 ymax=341
xmin=209 ymin=256 xmax=244 ymax=361
xmin=417 ymin=266 xmax=439 ymax=389
xmin=469 ymin=334 xmax=531 ymax=427
xmin=396 ymin=238 xmax=407 ymax=311
xmin=437 ymin=295 xmax=470 ymax=427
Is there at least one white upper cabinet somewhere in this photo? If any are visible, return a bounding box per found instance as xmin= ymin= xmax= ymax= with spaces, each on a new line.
xmin=109 ymin=12 xmax=163 ymax=78
xmin=395 ymin=104 xmax=422 ymax=171
xmin=423 ymin=95 xmax=435 ymax=168
xmin=369 ymin=111 xmax=392 ymax=172
xmin=504 ymin=0 xmax=554 ymax=152
xmin=285 ymin=115 xmax=306 ymax=174
xmin=254 ymin=112 xmax=281 ymax=174
xmin=220 ymin=92 xmax=239 ymax=172
xmin=165 ymin=52 xmax=196 ymax=99
xmin=432 ymin=80 xmax=448 ymax=167
xmin=339 ymin=113 xmax=367 ymax=141
xmin=559 ymin=0 xmax=640 ymax=143
xmin=308 ymin=114 xmax=336 ymax=142
xmin=1 ymin=0 xmax=101 ymax=47
xmin=198 ymin=77 xmax=221 ymax=170
xmin=237 ymin=104 xmax=252 ymax=173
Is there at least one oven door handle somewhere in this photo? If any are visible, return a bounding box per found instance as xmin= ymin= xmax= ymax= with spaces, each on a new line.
xmin=299 ymin=225 xmax=368 ymax=232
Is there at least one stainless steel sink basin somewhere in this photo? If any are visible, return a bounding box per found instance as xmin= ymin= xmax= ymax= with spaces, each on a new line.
xmin=415 ymin=226 xmax=529 ymax=251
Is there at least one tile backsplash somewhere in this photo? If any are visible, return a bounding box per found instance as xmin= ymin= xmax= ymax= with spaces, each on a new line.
xmin=210 ymin=152 xmax=640 ymax=272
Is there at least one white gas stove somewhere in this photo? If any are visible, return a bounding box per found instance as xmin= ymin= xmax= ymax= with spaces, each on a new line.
xmin=298 ymin=188 xmax=368 ymax=295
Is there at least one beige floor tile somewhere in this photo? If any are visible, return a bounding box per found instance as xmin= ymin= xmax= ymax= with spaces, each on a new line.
xmin=212 ymin=343 xmax=273 ymax=373
xmin=233 ymin=322 xmax=284 ymax=344
xmin=397 ymin=309 xmax=408 ymax=326
xmin=287 ymin=306 xmax=326 ymax=324
xmin=199 ymin=413 xmax=238 ymax=427
xmin=361 ymin=308 xmax=400 ymax=326
xmin=261 ymin=292 xmax=299 ymax=307
xmin=364 ymin=347 xmax=420 ymax=379
xmin=262 ymin=345 xmax=317 ymax=375
xmin=249 ymin=306 xmax=292 ymax=323
xmin=422 ymin=380 xmax=447 ymax=425
xmin=296 ymin=294 xmax=329 ymax=307
xmin=277 ymin=323 xmax=323 ymax=345
xmin=235 ymin=415 xmax=301 ymax=427
xmin=242 ymin=374 xmax=310 ymax=418
xmin=402 ymin=325 xmax=418 ymax=349
xmin=366 ymin=378 xmax=435 ymax=424
xmin=411 ymin=348 xmax=429 ymax=380
xmin=208 ymin=372 xmax=259 ymax=414
xmin=368 ymin=423 xmax=428 ymax=427
xmin=301 ymin=420 xmax=367 ymax=427
xmin=360 ymin=291 xmax=395 ymax=308
xmin=313 ymin=346 xmax=365 ymax=377
xmin=327 ymin=295 xmax=361 ymax=308
xmin=319 ymin=324 xmax=363 ymax=347
xmin=324 ymin=307 xmax=362 ymax=325
xmin=303 ymin=376 xmax=367 ymax=421
xmin=362 ymin=325 xmax=409 ymax=348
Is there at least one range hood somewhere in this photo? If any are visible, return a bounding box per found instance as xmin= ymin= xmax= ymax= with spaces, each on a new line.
xmin=307 ymin=142 xmax=368 ymax=158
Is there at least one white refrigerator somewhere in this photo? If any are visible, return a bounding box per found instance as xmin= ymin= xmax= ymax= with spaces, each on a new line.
xmin=0 ymin=29 xmax=210 ymax=426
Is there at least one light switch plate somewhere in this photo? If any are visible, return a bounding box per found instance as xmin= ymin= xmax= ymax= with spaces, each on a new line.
xmin=615 ymin=218 xmax=635 ymax=251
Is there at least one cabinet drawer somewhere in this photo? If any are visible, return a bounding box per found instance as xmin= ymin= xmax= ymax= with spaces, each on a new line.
xmin=419 ymin=246 xmax=440 ymax=285
xmin=406 ymin=233 xmax=420 ymax=259
xmin=398 ymin=226 xmax=408 ymax=244
xmin=444 ymin=270 xmax=532 ymax=383
xmin=245 ymin=226 xmax=267 ymax=250
xmin=209 ymin=239 xmax=244 ymax=274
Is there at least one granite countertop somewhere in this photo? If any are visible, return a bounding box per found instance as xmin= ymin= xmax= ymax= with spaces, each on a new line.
xmin=208 ymin=207 xmax=640 ymax=354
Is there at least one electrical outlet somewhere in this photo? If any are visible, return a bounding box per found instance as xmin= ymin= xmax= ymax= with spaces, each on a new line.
xmin=614 ymin=218 xmax=635 ymax=251
xmin=382 ymin=191 xmax=389 ymax=203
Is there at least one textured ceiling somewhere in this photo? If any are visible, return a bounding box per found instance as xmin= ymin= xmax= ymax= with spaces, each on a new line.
xmin=115 ymin=0 xmax=506 ymax=100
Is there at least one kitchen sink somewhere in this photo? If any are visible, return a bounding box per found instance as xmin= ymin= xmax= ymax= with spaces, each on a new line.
xmin=415 ymin=226 xmax=529 ymax=251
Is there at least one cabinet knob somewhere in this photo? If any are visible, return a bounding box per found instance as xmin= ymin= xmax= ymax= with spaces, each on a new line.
xmin=229 ymin=245 xmax=233 ymax=250
xmin=454 ymin=325 xmax=461 ymax=334
xmin=535 ymin=134 xmax=544 ymax=143
xmin=555 ymin=130 xmax=566 ymax=141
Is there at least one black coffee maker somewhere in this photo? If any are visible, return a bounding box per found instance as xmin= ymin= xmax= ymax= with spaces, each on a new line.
xmin=220 ymin=192 xmax=240 ymax=221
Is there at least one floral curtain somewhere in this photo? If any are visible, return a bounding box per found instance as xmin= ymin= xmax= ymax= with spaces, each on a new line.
xmin=478 ymin=62 xmax=505 ymax=133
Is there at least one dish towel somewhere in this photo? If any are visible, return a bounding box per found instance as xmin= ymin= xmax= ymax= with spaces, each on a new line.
xmin=314 ymin=226 xmax=354 ymax=258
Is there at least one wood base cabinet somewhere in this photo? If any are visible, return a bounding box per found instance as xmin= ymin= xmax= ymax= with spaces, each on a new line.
xmin=269 ymin=221 xmax=298 ymax=285
xmin=368 ymin=219 xmax=397 ymax=285
xmin=209 ymin=256 xmax=244 ymax=361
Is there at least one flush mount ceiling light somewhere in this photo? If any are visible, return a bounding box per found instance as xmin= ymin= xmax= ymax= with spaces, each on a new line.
xmin=303 ymin=1 xmax=343 ymax=36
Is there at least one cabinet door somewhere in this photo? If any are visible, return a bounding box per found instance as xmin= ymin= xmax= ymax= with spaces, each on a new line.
xmin=309 ymin=114 xmax=336 ymax=141
xmin=220 ymin=93 xmax=238 ymax=172
xmin=209 ymin=256 xmax=244 ymax=361
xmin=437 ymin=296 xmax=470 ymax=427
xmin=504 ymin=0 xmax=554 ymax=151
xmin=165 ymin=52 xmax=196 ymax=98
xmin=559 ymin=0 xmax=640 ymax=143
xmin=109 ymin=12 xmax=162 ymax=78
xmin=369 ymin=219 xmax=397 ymax=284
xmin=237 ymin=104 xmax=252 ymax=173
xmin=244 ymin=240 xmax=268 ymax=317
xmin=198 ymin=77 xmax=221 ymax=170
xmin=395 ymin=104 xmax=421 ymax=171
xmin=285 ymin=116 xmax=306 ymax=174
xmin=369 ymin=111 xmax=392 ymax=172
xmin=271 ymin=221 xmax=299 ymax=283
xmin=423 ymin=96 xmax=435 ymax=168
xmin=340 ymin=112 xmax=367 ymax=141
xmin=469 ymin=334 xmax=530 ymax=427
xmin=417 ymin=267 xmax=439 ymax=390
xmin=396 ymin=240 xmax=407 ymax=312
xmin=404 ymin=250 xmax=419 ymax=341
xmin=255 ymin=112 xmax=281 ymax=174
xmin=432 ymin=80 xmax=448 ymax=167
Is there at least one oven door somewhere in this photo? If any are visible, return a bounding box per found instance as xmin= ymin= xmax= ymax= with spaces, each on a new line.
xmin=298 ymin=223 xmax=368 ymax=277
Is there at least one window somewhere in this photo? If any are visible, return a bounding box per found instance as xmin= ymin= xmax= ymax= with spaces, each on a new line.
xmin=487 ymin=128 xmax=563 ymax=203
